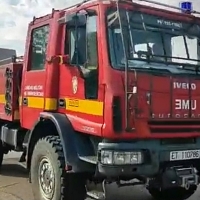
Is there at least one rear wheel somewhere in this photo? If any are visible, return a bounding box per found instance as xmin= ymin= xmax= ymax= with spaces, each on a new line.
xmin=148 ymin=186 xmax=197 ymax=200
xmin=31 ymin=136 xmax=86 ymax=200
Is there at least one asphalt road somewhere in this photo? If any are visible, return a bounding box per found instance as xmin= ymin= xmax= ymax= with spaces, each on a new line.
xmin=0 ymin=152 xmax=200 ymax=200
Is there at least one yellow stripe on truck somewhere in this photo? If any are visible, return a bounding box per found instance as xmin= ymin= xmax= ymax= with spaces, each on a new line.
xmin=26 ymin=97 xmax=57 ymax=110
xmin=0 ymin=96 xmax=103 ymax=116
xmin=0 ymin=94 xmax=6 ymax=104
xmin=27 ymin=97 xmax=45 ymax=109
xmin=65 ymin=98 xmax=103 ymax=116
xmin=28 ymin=97 xmax=103 ymax=116
xmin=45 ymin=98 xmax=57 ymax=110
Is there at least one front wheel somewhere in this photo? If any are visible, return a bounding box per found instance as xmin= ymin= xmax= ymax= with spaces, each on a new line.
xmin=147 ymin=186 xmax=197 ymax=200
xmin=30 ymin=136 xmax=86 ymax=200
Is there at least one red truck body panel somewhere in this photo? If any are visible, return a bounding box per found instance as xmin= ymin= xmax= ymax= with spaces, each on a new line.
xmin=0 ymin=0 xmax=199 ymax=141
xmin=0 ymin=63 xmax=22 ymax=121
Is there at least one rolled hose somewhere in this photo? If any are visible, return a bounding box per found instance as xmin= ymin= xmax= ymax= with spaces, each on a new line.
xmin=4 ymin=68 xmax=13 ymax=115
xmin=4 ymin=103 xmax=12 ymax=115
xmin=5 ymin=79 xmax=12 ymax=92
xmin=4 ymin=67 xmax=21 ymax=116
xmin=4 ymin=68 xmax=13 ymax=78
xmin=5 ymin=93 xmax=11 ymax=102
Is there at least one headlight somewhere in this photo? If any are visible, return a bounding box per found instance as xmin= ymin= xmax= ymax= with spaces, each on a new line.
xmin=101 ymin=150 xmax=143 ymax=165
xmin=101 ymin=150 xmax=113 ymax=164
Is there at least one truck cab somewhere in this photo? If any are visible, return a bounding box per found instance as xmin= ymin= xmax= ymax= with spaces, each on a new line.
xmin=56 ymin=0 xmax=200 ymax=199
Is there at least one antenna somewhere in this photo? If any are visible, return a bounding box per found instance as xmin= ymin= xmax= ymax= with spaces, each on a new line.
xmin=134 ymin=0 xmax=200 ymax=15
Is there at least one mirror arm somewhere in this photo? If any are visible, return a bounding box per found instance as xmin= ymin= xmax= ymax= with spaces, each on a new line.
xmin=76 ymin=65 xmax=86 ymax=79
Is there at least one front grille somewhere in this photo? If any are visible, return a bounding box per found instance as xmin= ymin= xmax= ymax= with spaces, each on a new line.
xmin=161 ymin=138 xmax=196 ymax=145
xmin=148 ymin=120 xmax=200 ymax=133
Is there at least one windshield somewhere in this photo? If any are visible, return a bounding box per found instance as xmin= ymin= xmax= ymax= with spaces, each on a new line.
xmin=107 ymin=8 xmax=200 ymax=73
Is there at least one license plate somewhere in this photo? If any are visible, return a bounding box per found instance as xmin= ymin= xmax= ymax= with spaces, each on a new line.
xmin=170 ymin=150 xmax=200 ymax=161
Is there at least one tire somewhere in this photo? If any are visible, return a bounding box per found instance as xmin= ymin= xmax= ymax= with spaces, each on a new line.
xmin=148 ymin=186 xmax=197 ymax=200
xmin=30 ymin=136 xmax=86 ymax=200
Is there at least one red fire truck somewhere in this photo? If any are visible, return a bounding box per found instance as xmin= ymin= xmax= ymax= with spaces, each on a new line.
xmin=0 ymin=0 xmax=200 ymax=199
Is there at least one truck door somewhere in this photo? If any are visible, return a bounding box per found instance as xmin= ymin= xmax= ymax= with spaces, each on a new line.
xmin=62 ymin=11 xmax=104 ymax=134
xmin=84 ymin=15 xmax=99 ymax=101
xmin=69 ymin=13 xmax=101 ymax=100
xmin=21 ymin=23 xmax=50 ymax=129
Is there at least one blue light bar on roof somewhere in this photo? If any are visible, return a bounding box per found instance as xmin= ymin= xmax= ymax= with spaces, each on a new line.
xmin=180 ymin=1 xmax=193 ymax=14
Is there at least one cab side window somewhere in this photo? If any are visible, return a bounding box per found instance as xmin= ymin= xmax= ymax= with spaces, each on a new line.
xmin=68 ymin=15 xmax=98 ymax=68
xmin=84 ymin=15 xmax=98 ymax=99
xmin=86 ymin=16 xmax=98 ymax=69
xmin=68 ymin=14 xmax=98 ymax=99
xmin=69 ymin=27 xmax=86 ymax=65
xmin=30 ymin=25 xmax=49 ymax=71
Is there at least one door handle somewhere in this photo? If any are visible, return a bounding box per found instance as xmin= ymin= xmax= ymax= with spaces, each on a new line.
xmin=23 ymin=97 xmax=28 ymax=106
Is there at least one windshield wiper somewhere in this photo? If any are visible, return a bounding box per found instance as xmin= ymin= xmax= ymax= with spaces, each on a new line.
xmin=125 ymin=59 xmax=200 ymax=74
xmin=137 ymin=54 xmax=200 ymax=63
xmin=122 ymin=65 xmax=172 ymax=75
xmin=179 ymin=64 xmax=200 ymax=74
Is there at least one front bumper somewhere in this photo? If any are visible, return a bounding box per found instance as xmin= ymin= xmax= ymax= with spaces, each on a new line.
xmin=97 ymin=139 xmax=200 ymax=178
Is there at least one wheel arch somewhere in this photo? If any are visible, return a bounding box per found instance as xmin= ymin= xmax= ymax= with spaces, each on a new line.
xmin=26 ymin=112 xmax=94 ymax=173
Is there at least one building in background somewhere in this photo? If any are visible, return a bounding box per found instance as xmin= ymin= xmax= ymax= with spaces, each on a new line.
xmin=0 ymin=48 xmax=16 ymax=60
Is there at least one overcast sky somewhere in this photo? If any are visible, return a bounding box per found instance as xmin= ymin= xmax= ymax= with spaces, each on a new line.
xmin=0 ymin=0 xmax=199 ymax=55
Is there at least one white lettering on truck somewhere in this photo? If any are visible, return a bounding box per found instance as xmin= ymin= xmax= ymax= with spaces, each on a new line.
xmin=173 ymin=82 xmax=196 ymax=90
xmin=175 ymin=99 xmax=196 ymax=110
xmin=157 ymin=20 xmax=182 ymax=28
xmin=151 ymin=113 xmax=200 ymax=119
xmin=24 ymin=85 xmax=44 ymax=97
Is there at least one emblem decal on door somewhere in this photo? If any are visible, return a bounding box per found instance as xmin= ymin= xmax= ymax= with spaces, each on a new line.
xmin=72 ymin=76 xmax=78 ymax=94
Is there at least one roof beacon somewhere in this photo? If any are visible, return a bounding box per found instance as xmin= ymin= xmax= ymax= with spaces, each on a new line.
xmin=180 ymin=1 xmax=193 ymax=14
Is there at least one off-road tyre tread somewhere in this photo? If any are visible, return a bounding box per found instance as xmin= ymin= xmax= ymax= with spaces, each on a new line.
xmin=31 ymin=135 xmax=86 ymax=200
xmin=148 ymin=186 xmax=197 ymax=200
